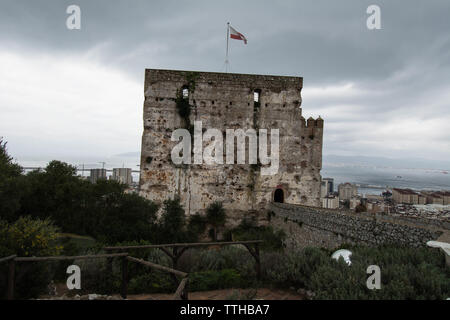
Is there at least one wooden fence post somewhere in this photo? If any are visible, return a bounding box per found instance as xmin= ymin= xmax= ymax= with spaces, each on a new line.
xmin=172 ymin=247 xmax=178 ymax=270
xmin=181 ymin=279 xmax=189 ymax=300
xmin=254 ymin=243 xmax=261 ymax=280
xmin=121 ymin=256 xmax=128 ymax=299
xmin=7 ymin=258 xmax=15 ymax=300
xmin=106 ymin=249 xmax=113 ymax=276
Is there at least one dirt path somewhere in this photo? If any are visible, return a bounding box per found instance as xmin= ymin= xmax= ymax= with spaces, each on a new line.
xmin=43 ymin=285 xmax=305 ymax=300
xmin=128 ymin=288 xmax=304 ymax=300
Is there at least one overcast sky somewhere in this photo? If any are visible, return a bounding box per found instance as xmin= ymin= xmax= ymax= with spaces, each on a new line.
xmin=1 ymin=0 xmax=449 ymax=167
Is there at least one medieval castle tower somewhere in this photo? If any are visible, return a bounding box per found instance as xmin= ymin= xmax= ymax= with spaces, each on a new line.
xmin=139 ymin=69 xmax=323 ymax=223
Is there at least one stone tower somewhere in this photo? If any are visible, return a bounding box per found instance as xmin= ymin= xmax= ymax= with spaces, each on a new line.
xmin=139 ymin=69 xmax=323 ymax=224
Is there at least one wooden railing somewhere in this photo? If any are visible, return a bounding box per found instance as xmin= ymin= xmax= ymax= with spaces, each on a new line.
xmin=0 ymin=255 xmax=16 ymax=300
xmin=125 ymin=256 xmax=189 ymax=300
xmin=104 ymin=240 xmax=263 ymax=280
xmin=1 ymin=240 xmax=263 ymax=300
xmin=1 ymin=253 xmax=128 ymax=300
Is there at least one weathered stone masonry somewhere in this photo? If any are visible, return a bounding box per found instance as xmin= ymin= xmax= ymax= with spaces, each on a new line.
xmin=139 ymin=69 xmax=323 ymax=224
xmin=268 ymin=202 xmax=446 ymax=248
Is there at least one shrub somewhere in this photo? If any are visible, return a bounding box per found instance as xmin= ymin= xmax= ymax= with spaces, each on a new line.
xmin=10 ymin=160 xmax=158 ymax=245
xmin=355 ymin=203 xmax=367 ymax=213
xmin=205 ymin=202 xmax=226 ymax=241
xmin=128 ymin=271 xmax=176 ymax=294
xmin=262 ymin=245 xmax=450 ymax=300
xmin=232 ymin=219 xmax=285 ymax=251
xmin=189 ymin=269 xmax=242 ymax=292
xmin=226 ymin=288 xmax=258 ymax=300
xmin=0 ymin=216 xmax=62 ymax=299
xmin=0 ymin=138 xmax=24 ymax=222
xmin=0 ymin=216 xmax=62 ymax=257
xmin=187 ymin=213 xmax=207 ymax=241
xmin=158 ymin=197 xmax=188 ymax=243
xmin=74 ymin=256 xmax=121 ymax=295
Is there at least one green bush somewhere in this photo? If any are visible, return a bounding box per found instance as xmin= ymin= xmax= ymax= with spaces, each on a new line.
xmin=186 ymin=213 xmax=207 ymax=242
xmin=4 ymin=158 xmax=159 ymax=245
xmin=181 ymin=247 xmax=253 ymax=273
xmin=74 ymin=257 xmax=121 ymax=295
xmin=189 ymin=269 xmax=242 ymax=292
xmin=226 ymin=288 xmax=258 ymax=300
xmin=128 ymin=271 xmax=176 ymax=294
xmin=205 ymin=202 xmax=226 ymax=241
xmin=261 ymin=245 xmax=450 ymax=300
xmin=0 ymin=138 xmax=24 ymax=222
xmin=0 ymin=216 xmax=62 ymax=299
xmin=158 ymin=197 xmax=189 ymax=244
xmin=0 ymin=216 xmax=62 ymax=257
xmin=232 ymin=219 xmax=285 ymax=251
xmin=13 ymin=262 xmax=56 ymax=299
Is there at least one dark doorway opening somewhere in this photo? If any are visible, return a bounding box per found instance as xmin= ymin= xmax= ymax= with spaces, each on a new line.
xmin=274 ymin=188 xmax=284 ymax=203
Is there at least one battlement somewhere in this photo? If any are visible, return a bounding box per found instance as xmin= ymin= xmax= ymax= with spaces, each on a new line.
xmin=145 ymin=69 xmax=303 ymax=92
xmin=302 ymin=116 xmax=324 ymax=128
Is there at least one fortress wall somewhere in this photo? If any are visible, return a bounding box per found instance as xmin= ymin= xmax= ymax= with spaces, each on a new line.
xmin=268 ymin=202 xmax=445 ymax=249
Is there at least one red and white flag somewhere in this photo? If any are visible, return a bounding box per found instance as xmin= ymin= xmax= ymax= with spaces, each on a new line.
xmin=229 ymin=25 xmax=247 ymax=44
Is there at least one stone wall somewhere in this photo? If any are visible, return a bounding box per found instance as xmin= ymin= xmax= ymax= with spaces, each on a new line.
xmin=268 ymin=202 xmax=446 ymax=249
xmin=139 ymin=69 xmax=323 ymax=225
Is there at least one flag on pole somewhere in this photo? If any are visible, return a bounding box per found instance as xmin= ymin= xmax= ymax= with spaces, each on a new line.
xmin=229 ymin=25 xmax=247 ymax=44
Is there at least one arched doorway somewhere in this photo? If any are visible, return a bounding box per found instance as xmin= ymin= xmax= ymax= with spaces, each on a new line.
xmin=274 ymin=188 xmax=284 ymax=203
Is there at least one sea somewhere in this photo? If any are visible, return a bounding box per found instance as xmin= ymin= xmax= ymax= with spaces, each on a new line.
xmin=322 ymin=164 xmax=450 ymax=195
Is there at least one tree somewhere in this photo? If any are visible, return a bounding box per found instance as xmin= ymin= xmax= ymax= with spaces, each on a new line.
xmin=205 ymin=202 xmax=226 ymax=241
xmin=18 ymin=161 xmax=88 ymax=229
xmin=96 ymin=190 xmax=159 ymax=244
xmin=158 ymin=197 xmax=188 ymax=243
xmin=342 ymin=199 xmax=350 ymax=209
xmin=355 ymin=203 xmax=367 ymax=213
xmin=16 ymin=160 xmax=159 ymax=243
xmin=0 ymin=138 xmax=24 ymax=221
xmin=187 ymin=213 xmax=207 ymax=241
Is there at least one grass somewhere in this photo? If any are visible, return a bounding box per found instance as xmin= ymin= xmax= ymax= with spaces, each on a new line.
xmin=57 ymin=233 xmax=96 ymax=251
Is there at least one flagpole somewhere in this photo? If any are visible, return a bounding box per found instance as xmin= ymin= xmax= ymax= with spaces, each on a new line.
xmin=225 ymin=22 xmax=230 ymax=73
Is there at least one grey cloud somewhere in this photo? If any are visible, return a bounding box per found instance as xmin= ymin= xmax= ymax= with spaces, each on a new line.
xmin=0 ymin=0 xmax=449 ymax=165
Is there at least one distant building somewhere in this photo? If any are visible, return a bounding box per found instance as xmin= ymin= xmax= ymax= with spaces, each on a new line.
xmin=437 ymin=191 xmax=450 ymax=205
xmin=418 ymin=194 xmax=427 ymax=205
xmin=421 ymin=191 xmax=450 ymax=205
xmin=322 ymin=195 xmax=339 ymax=209
xmin=110 ymin=168 xmax=133 ymax=186
xmin=320 ymin=178 xmax=334 ymax=198
xmin=392 ymin=188 xmax=428 ymax=205
xmin=89 ymin=169 xmax=107 ymax=183
xmin=338 ymin=183 xmax=357 ymax=200
xmin=366 ymin=194 xmax=383 ymax=201
xmin=392 ymin=188 xmax=419 ymax=204
xmin=366 ymin=200 xmax=385 ymax=213
xmin=393 ymin=188 xmax=450 ymax=206
xmin=349 ymin=197 xmax=361 ymax=210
